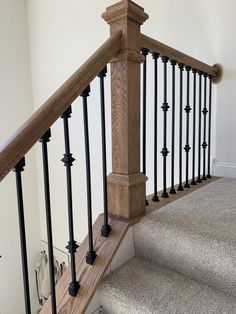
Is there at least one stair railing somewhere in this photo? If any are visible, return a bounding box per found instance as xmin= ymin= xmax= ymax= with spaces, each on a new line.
xmin=0 ymin=31 xmax=122 ymax=314
xmin=0 ymin=0 xmax=223 ymax=313
xmin=139 ymin=33 xmax=222 ymax=201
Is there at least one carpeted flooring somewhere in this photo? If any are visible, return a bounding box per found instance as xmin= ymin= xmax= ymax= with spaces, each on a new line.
xmin=98 ymin=178 xmax=236 ymax=313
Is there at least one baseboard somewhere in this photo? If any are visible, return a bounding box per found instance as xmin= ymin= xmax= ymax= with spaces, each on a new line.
xmin=214 ymin=163 xmax=236 ymax=178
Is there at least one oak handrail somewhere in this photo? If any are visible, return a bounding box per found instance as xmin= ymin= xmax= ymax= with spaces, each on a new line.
xmin=140 ymin=33 xmax=223 ymax=83
xmin=0 ymin=31 xmax=122 ymax=182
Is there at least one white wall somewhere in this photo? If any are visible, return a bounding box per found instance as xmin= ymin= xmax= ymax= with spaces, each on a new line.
xmin=0 ymin=0 xmax=41 ymax=313
xmin=210 ymin=0 xmax=236 ymax=177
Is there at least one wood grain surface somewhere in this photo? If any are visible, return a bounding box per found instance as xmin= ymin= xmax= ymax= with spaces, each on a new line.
xmin=140 ymin=33 xmax=222 ymax=81
xmin=40 ymin=215 xmax=129 ymax=314
xmin=0 ymin=31 xmax=122 ymax=182
xmin=103 ymin=0 xmax=148 ymax=220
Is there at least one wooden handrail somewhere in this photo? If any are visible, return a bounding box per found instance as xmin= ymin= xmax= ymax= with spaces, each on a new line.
xmin=0 ymin=31 xmax=122 ymax=182
xmin=140 ymin=33 xmax=223 ymax=83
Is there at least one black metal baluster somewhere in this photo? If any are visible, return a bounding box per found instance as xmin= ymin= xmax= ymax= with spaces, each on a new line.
xmin=13 ymin=157 xmax=31 ymax=314
xmin=152 ymin=52 xmax=160 ymax=202
xmin=184 ymin=66 xmax=191 ymax=188
xmin=61 ymin=106 xmax=80 ymax=297
xmin=202 ymin=73 xmax=208 ymax=180
xmin=39 ymin=129 xmax=57 ymax=314
xmin=141 ymin=48 xmax=149 ymax=205
xmin=81 ymin=85 xmax=97 ymax=265
xmin=98 ymin=66 xmax=111 ymax=237
xmin=207 ymin=75 xmax=213 ymax=178
xmin=197 ymin=71 xmax=203 ymax=183
xmin=191 ymin=69 xmax=197 ymax=185
xmin=177 ymin=63 xmax=184 ymax=191
xmin=161 ymin=56 xmax=169 ymax=198
xmin=170 ymin=60 xmax=177 ymax=194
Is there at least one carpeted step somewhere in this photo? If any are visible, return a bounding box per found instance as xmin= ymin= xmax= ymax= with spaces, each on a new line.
xmin=98 ymin=257 xmax=236 ymax=314
xmin=134 ymin=178 xmax=236 ymax=297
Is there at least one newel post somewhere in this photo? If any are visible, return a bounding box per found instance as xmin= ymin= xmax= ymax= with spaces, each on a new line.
xmin=102 ymin=0 xmax=149 ymax=220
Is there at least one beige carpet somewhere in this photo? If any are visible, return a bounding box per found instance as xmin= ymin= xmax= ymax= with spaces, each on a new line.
xmin=134 ymin=178 xmax=236 ymax=296
xmin=98 ymin=257 xmax=236 ymax=314
xmin=98 ymin=178 xmax=236 ymax=313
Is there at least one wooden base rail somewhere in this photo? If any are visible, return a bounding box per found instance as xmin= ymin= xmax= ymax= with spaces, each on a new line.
xmin=40 ymin=215 xmax=129 ymax=314
xmin=0 ymin=31 xmax=122 ymax=182
xmin=140 ymin=33 xmax=223 ymax=83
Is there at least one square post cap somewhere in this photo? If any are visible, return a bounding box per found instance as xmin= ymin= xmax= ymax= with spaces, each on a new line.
xmin=102 ymin=0 xmax=149 ymax=25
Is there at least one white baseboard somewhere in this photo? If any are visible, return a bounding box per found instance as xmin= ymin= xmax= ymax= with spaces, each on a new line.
xmin=214 ymin=163 xmax=236 ymax=178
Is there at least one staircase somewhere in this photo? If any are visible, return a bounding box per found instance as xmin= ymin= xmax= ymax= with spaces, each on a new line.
xmin=98 ymin=178 xmax=236 ymax=313
xmin=0 ymin=1 xmax=225 ymax=313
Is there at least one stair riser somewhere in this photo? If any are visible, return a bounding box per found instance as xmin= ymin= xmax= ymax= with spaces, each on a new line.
xmin=98 ymin=258 xmax=236 ymax=314
xmin=134 ymin=222 xmax=236 ymax=297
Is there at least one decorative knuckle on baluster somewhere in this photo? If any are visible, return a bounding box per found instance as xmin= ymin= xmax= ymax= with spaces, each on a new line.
xmin=170 ymin=60 xmax=177 ymax=66
xmin=185 ymin=105 xmax=191 ymax=113
xmin=61 ymin=153 xmax=75 ymax=166
xmin=161 ymin=102 xmax=169 ymax=111
xmin=161 ymin=148 xmax=169 ymax=156
xmin=202 ymin=142 xmax=208 ymax=149
xmin=66 ymin=240 xmax=79 ymax=254
xmin=202 ymin=108 xmax=208 ymax=115
xmin=184 ymin=145 xmax=191 ymax=152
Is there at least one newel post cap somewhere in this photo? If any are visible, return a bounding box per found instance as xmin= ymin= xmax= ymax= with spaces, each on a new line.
xmin=102 ymin=0 xmax=149 ymax=25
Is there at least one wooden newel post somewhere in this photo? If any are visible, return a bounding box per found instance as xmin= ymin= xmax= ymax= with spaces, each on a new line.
xmin=102 ymin=0 xmax=149 ymax=220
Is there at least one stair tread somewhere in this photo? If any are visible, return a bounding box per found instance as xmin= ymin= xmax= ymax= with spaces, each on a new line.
xmin=144 ymin=178 xmax=236 ymax=244
xmin=134 ymin=178 xmax=236 ymax=296
xmin=98 ymin=257 xmax=236 ymax=314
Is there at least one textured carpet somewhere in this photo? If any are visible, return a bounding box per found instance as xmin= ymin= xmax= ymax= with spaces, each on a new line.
xmin=134 ymin=178 xmax=236 ymax=296
xmin=98 ymin=257 xmax=236 ymax=314
xmin=98 ymin=178 xmax=236 ymax=313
